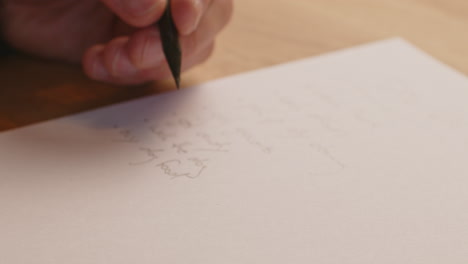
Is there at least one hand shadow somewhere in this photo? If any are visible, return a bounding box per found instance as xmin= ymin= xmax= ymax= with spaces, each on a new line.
xmin=0 ymin=53 xmax=180 ymax=132
xmin=0 ymin=80 xmax=202 ymax=181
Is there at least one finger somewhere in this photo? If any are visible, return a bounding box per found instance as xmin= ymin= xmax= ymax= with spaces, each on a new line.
xmin=125 ymin=0 xmax=230 ymax=72
xmin=126 ymin=27 xmax=165 ymax=69
xmin=138 ymin=41 xmax=215 ymax=82
xmin=83 ymin=40 xmax=215 ymax=85
xmin=178 ymin=0 xmax=233 ymax=56
xmin=83 ymin=27 xmax=166 ymax=83
xmin=171 ymin=0 xmax=212 ymax=35
xmin=99 ymin=0 xmax=167 ymax=27
xmin=83 ymin=37 xmax=139 ymax=83
xmin=83 ymin=45 xmax=108 ymax=81
xmin=83 ymin=0 xmax=232 ymax=84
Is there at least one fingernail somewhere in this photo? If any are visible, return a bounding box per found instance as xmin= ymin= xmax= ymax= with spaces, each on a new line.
xmin=92 ymin=55 xmax=109 ymax=80
xmin=177 ymin=0 xmax=203 ymax=35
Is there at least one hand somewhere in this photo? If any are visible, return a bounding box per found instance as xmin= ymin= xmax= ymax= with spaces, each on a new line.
xmin=1 ymin=0 xmax=233 ymax=85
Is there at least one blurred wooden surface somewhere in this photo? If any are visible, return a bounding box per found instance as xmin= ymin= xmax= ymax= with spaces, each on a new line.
xmin=1 ymin=0 xmax=467 ymax=131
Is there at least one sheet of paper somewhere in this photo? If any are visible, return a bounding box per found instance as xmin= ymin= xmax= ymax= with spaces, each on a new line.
xmin=1 ymin=38 xmax=468 ymax=263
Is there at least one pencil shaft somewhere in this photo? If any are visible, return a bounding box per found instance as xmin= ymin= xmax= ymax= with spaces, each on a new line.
xmin=158 ymin=0 xmax=182 ymax=88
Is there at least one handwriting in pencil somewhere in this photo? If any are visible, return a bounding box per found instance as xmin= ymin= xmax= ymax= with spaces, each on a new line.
xmin=156 ymin=158 xmax=209 ymax=179
xmin=150 ymin=127 xmax=177 ymax=141
xmin=172 ymin=142 xmax=191 ymax=154
xmin=130 ymin=147 xmax=164 ymax=165
xmin=195 ymin=132 xmax=231 ymax=152
xmin=113 ymin=127 xmax=139 ymax=143
xmin=156 ymin=160 xmax=191 ymax=178
xmin=310 ymin=143 xmax=345 ymax=171
xmin=236 ymin=128 xmax=272 ymax=154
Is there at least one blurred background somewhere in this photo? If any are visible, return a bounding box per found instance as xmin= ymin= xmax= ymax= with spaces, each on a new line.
xmin=1 ymin=0 xmax=467 ymax=131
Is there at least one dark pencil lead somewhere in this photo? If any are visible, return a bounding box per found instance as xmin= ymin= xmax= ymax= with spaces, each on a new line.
xmin=158 ymin=0 xmax=182 ymax=89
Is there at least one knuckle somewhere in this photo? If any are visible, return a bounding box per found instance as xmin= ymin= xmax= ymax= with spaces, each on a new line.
xmin=103 ymin=37 xmax=127 ymax=77
xmin=218 ymin=0 xmax=234 ymax=26
xmin=127 ymin=29 xmax=162 ymax=69
xmin=183 ymin=33 xmax=199 ymax=56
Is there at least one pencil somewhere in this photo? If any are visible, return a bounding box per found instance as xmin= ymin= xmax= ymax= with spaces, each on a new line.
xmin=158 ymin=0 xmax=182 ymax=89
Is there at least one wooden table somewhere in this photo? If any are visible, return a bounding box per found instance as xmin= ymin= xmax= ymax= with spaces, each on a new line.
xmin=1 ymin=0 xmax=467 ymax=131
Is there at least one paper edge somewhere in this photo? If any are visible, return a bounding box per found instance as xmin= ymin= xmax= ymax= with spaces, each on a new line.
xmin=1 ymin=37 xmax=465 ymax=135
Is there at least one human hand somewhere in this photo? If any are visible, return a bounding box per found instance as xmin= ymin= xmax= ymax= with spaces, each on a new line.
xmin=1 ymin=0 xmax=233 ymax=85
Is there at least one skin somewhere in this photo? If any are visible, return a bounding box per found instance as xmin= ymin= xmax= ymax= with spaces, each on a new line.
xmin=1 ymin=0 xmax=233 ymax=85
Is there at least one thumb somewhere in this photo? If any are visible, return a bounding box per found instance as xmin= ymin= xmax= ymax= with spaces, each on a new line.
xmin=99 ymin=0 xmax=167 ymax=27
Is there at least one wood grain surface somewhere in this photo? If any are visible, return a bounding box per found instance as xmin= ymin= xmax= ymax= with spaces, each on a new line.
xmin=1 ymin=0 xmax=467 ymax=131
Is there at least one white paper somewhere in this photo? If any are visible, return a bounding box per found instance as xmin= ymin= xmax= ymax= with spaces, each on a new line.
xmin=1 ymin=38 xmax=468 ymax=263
